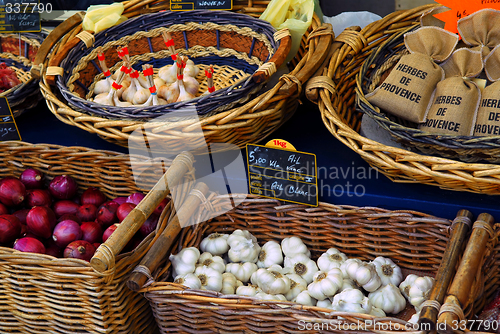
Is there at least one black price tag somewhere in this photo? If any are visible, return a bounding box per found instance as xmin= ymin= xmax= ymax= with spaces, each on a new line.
xmin=0 ymin=0 xmax=42 ymax=33
xmin=0 ymin=97 xmax=21 ymax=141
xmin=170 ymin=0 xmax=233 ymax=11
xmin=246 ymin=144 xmax=318 ymax=207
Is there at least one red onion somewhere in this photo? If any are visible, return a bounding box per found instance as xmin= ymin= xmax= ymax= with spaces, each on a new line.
xmin=26 ymin=206 xmax=57 ymax=239
xmin=12 ymin=208 xmax=29 ymax=224
xmin=117 ymin=203 xmax=136 ymax=222
xmin=80 ymin=221 xmax=102 ymax=244
xmin=112 ymin=197 xmax=127 ymax=205
xmin=0 ymin=214 xmax=22 ymax=243
xmin=0 ymin=178 xmax=26 ymax=207
xmin=76 ymin=204 xmax=97 ymax=222
xmin=48 ymin=175 xmax=78 ymax=200
xmin=52 ymin=220 xmax=82 ymax=248
xmin=71 ymin=196 xmax=81 ymax=205
xmin=102 ymin=223 xmax=119 ymax=243
xmin=126 ymin=192 xmax=145 ymax=205
xmin=153 ymin=198 xmax=170 ymax=216
xmin=96 ymin=201 xmax=119 ymax=227
xmin=93 ymin=242 xmax=101 ymax=249
xmin=81 ymin=187 xmax=107 ymax=207
xmin=53 ymin=200 xmax=79 ymax=217
xmin=44 ymin=239 xmax=63 ymax=258
xmin=26 ymin=189 xmax=52 ymax=208
xmin=140 ymin=214 xmax=159 ymax=237
xmin=13 ymin=237 xmax=46 ymax=254
xmin=63 ymin=240 xmax=96 ymax=261
xmin=57 ymin=213 xmax=81 ymax=225
xmin=19 ymin=169 xmax=45 ymax=189
xmin=0 ymin=203 xmax=8 ymax=215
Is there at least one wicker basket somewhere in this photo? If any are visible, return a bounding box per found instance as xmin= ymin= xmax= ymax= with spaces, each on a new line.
xmin=141 ymin=193 xmax=500 ymax=333
xmin=0 ymin=141 xmax=194 ymax=334
xmin=1 ymin=32 xmax=45 ymax=117
xmin=57 ymin=10 xmax=286 ymax=119
xmin=306 ymin=4 xmax=500 ymax=195
xmin=32 ymin=0 xmax=332 ymax=152
xmin=357 ymin=24 xmax=500 ymax=164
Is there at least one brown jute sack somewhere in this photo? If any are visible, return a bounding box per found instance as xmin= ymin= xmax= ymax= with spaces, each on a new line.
xmin=420 ymin=48 xmax=483 ymax=136
xmin=475 ymin=46 xmax=500 ymax=136
xmin=420 ymin=6 xmax=447 ymax=29
xmin=457 ymin=9 xmax=500 ymax=60
xmin=366 ymin=27 xmax=458 ymax=123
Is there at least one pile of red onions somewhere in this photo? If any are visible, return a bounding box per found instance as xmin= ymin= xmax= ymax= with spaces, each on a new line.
xmin=0 ymin=169 xmax=168 ymax=261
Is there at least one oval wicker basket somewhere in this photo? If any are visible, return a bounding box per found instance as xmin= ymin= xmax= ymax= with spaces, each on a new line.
xmin=141 ymin=193 xmax=500 ymax=333
xmin=358 ymin=24 xmax=500 ymax=164
xmin=0 ymin=141 xmax=194 ymax=334
xmin=306 ymin=4 xmax=500 ymax=195
xmin=33 ymin=0 xmax=332 ymax=152
xmin=1 ymin=32 xmax=45 ymax=117
xmin=57 ymin=10 xmax=285 ymax=119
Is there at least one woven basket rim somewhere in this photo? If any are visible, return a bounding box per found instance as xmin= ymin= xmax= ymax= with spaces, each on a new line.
xmin=56 ymin=10 xmax=280 ymax=119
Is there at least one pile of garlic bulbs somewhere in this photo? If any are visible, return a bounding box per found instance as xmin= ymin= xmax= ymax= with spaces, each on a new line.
xmin=170 ymin=231 xmax=435 ymax=321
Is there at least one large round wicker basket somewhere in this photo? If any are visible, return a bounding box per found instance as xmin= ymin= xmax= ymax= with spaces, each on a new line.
xmin=32 ymin=0 xmax=332 ymax=153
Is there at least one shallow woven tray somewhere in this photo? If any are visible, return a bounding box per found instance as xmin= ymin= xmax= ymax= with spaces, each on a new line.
xmin=0 ymin=33 xmax=44 ymax=117
xmin=58 ymin=10 xmax=282 ymax=118
xmin=358 ymin=25 xmax=500 ymax=164
xmin=141 ymin=193 xmax=500 ymax=333
xmin=33 ymin=0 xmax=332 ymax=152
xmin=0 ymin=141 xmax=194 ymax=334
xmin=306 ymin=4 xmax=500 ymax=195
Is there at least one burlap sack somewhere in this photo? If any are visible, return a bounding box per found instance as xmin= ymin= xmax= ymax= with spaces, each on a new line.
xmin=475 ymin=46 xmax=500 ymax=136
xmin=420 ymin=6 xmax=447 ymax=29
xmin=485 ymin=44 xmax=500 ymax=81
xmin=420 ymin=48 xmax=483 ymax=136
xmin=366 ymin=27 xmax=458 ymax=123
xmin=457 ymin=9 xmax=500 ymax=60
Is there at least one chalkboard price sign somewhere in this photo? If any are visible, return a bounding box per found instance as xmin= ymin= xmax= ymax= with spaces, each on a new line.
xmin=246 ymin=144 xmax=318 ymax=206
xmin=0 ymin=97 xmax=21 ymax=141
xmin=0 ymin=0 xmax=42 ymax=33
xmin=170 ymin=0 xmax=233 ymax=11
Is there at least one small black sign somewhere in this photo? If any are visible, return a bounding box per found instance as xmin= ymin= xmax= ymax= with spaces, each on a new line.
xmin=246 ymin=144 xmax=318 ymax=206
xmin=0 ymin=0 xmax=41 ymax=33
xmin=0 ymin=97 xmax=21 ymax=141
xmin=170 ymin=0 xmax=232 ymax=11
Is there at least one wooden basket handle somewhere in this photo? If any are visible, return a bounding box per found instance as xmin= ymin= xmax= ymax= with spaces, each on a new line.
xmin=252 ymin=30 xmax=292 ymax=84
xmin=30 ymin=12 xmax=86 ymax=81
xmin=127 ymin=182 xmax=209 ymax=291
xmin=281 ymin=23 xmax=334 ymax=97
xmin=90 ymin=151 xmax=195 ymax=273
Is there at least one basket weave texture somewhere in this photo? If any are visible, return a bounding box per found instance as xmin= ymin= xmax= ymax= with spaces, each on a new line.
xmin=1 ymin=33 xmax=44 ymax=117
xmin=39 ymin=0 xmax=330 ymax=152
xmin=306 ymin=4 xmax=500 ymax=195
xmin=142 ymin=193 xmax=500 ymax=333
xmin=0 ymin=141 xmax=194 ymax=334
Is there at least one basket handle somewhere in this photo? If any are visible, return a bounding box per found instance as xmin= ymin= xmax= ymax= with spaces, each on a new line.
xmin=90 ymin=151 xmax=195 ymax=273
xmin=127 ymin=182 xmax=209 ymax=291
xmin=30 ymin=11 xmax=86 ymax=81
xmin=252 ymin=32 xmax=292 ymax=84
xmin=280 ymin=23 xmax=334 ymax=97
